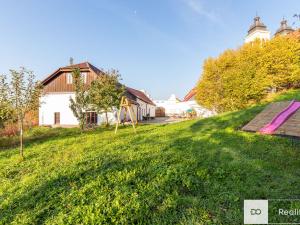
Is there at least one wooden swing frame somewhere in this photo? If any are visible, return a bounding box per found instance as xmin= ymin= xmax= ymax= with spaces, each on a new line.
xmin=115 ymin=96 xmax=138 ymax=134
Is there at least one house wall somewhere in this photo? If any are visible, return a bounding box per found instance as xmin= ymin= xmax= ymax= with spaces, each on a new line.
xmin=40 ymin=93 xmax=143 ymax=126
xmin=43 ymin=71 xmax=98 ymax=93
xmin=136 ymin=99 xmax=155 ymax=119
xmin=97 ymin=105 xmax=138 ymax=125
xmin=39 ymin=93 xmax=78 ymax=126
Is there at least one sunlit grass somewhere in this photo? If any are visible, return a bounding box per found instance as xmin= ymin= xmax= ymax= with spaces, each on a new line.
xmin=0 ymin=90 xmax=300 ymax=224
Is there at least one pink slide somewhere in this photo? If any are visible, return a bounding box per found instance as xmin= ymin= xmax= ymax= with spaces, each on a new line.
xmin=260 ymin=100 xmax=300 ymax=134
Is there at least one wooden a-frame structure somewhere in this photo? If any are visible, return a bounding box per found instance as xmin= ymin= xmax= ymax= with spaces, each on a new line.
xmin=115 ymin=96 xmax=138 ymax=134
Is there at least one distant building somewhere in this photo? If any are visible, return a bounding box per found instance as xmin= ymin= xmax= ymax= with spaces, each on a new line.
xmin=154 ymin=94 xmax=183 ymax=116
xmin=245 ymin=16 xmax=296 ymax=43
xmin=182 ymin=88 xmax=215 ymax=117
xmin=274 ymin=19 xmax=294 ymax=36
xmin=154 ymin=90 xmax=214 ymax=118
xmin=245 ymin=16 xmax=270 ymax=43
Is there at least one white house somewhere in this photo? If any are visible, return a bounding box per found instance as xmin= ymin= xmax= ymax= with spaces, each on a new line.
xmin=39 ymin=62 xmax=155 ymax=126
xmin=154 ymin=89 xmax=214 ymax=118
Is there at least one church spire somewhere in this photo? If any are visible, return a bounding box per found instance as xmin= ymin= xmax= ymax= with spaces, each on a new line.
xmin=248 ymin=16 xmax=268 ymax=35
xmin=245 ymin=15 xmax=270 ymax=43
xmin=275 ymin=18 xmax=294 ymax=36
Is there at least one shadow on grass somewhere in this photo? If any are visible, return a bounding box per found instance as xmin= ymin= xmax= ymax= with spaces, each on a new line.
xmin=189 ymin=104 xmax=265 ymax=134
xmin=1 ymin=119 xmax=300 ymax=224
xmin=0 ymin=126 xmax=113 ymax=151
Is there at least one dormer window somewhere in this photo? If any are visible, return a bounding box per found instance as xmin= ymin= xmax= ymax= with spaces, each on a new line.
xmin=81 ymin=72 xmax=87 ymax=83
xmin=66 ymin=72 xmax=87 ymax=84
xmin=66 ymin=73 xmax=73 ymax=84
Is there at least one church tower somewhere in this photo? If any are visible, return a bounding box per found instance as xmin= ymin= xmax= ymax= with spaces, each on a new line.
xmin=245 ymin=16 xmax=270 ymax=43
xmin=274 ymin=19 xmax=294 ymax=36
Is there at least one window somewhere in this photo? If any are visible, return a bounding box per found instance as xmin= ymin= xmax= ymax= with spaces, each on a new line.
xmin=81 ymin=72 xmax=87 ymax=83
xmin=66 ymin=73 xmax=73 ymax=84
xmin=86 ymin=112 xmax=97 ymax=125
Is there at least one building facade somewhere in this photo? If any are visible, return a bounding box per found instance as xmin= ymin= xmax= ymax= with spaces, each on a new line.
xmin=245 ymin=16 xmax=295 ymax=43
xmin=245 ymin=16 xmax=270 ymax=43
xmin=154 ymin=90 xmax=214 ymax=118
xmin=274 ymin=19 xmax=294 ymax=36
xmin=39 ymin=62 xmax=155 ymax=126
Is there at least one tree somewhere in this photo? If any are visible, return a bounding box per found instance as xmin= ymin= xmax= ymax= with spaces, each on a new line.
xmin=8 ymin=68 xmax=42 ymax=159
xmin=196 ymin=36 xmax=300 ymax=113
xmin=89 ymin=69 xmax=124 ymax=126
xmin=259 ymin=36 xmax=300 ymax=90
xmin=0 ymin=75 xmax=13 ymax=128
xmin=69 ymin=68 xmax=90 ymax=130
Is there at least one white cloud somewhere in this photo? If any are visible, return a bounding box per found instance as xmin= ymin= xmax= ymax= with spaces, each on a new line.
xmin=182 ymin=0 xmax=220 ymax=23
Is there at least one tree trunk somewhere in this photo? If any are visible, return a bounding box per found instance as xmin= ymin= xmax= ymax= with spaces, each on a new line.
xmin=80 ymin=121 xmax=85 ymax=131
xmin=80 ymin=114 xmax=86 ymax=131
xmin=105 ymin=111 xmax=109 ymax=127
xmin=19 ymin=116 xmax=24 ymax=160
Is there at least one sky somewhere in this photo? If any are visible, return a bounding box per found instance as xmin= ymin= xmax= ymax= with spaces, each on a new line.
xmin=0 ymin=0 xmax=299 ymax=100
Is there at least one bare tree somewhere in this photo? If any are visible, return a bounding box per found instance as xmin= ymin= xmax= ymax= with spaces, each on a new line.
xmin=293 ymin=13 xmax=300 ymax=27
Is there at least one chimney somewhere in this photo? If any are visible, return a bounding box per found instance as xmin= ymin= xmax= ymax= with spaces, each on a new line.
xmin=69 ymin=57 xmax=74 ymax=65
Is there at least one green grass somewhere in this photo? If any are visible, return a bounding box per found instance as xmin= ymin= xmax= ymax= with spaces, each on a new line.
xmin=0 ymin=90 xmax=300 ymax=224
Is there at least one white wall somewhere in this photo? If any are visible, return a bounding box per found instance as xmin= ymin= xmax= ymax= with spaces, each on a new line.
xmin=154 ymin=99 xmax=214 ymax=118
xmin=97 ymin=105 xmax=139 ymax=125
xmin=40 ymin=93 xmax=153 ymax=126
xmin=149 ymin=105 xmax=155 ymax=117
xmin=39 ymin=93 xmax=78 ymax=126
xmin=136 ymin=99 xmax=155 ymax=118
xmin=97 ymin=111 xmax=117 ymax=125
xmin=187 ymin=100 xmax=216 ymax=117
xmin=245 ymin=30 xmax=270 ymax=43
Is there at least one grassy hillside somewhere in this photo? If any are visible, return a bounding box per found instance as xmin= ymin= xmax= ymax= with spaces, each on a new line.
xmin=1 ymin=90 xmax=300 ymax=224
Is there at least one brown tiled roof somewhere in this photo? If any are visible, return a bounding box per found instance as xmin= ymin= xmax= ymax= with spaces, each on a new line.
xmin=41 ymin=62 xmax=103 ymax=85
xmin=126 ymin=87 xmax=156 ymax=106
xmin=183 ymin=88 xmax=197 ymax=102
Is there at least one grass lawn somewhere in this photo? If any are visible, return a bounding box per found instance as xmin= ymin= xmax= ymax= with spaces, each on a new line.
xmin=1 ymin=90 xmax=300 ymax=224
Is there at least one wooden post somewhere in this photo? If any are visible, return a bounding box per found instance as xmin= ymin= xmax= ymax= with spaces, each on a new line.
xmin=127 ymin=105 xmax=136 ymax=133
xmin=115 ymin=103 xmax=123 ymax=134
xmin=131 ymin=106 xmax=138 ymax=125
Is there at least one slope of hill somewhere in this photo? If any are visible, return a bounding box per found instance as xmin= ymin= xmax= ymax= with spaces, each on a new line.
xmin=1 ymin=90 xmax=300 ymax=224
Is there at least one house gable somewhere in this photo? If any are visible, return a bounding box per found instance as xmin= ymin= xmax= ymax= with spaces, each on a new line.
xmin=41 ymin=62 xmax=156 ymax=107
xmin=42 ymin=62 xmax=102 ymax=93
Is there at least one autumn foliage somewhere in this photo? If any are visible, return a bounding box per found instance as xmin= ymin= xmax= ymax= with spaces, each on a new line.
xmin=196 ymin=33 xmax=300 ymax=113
